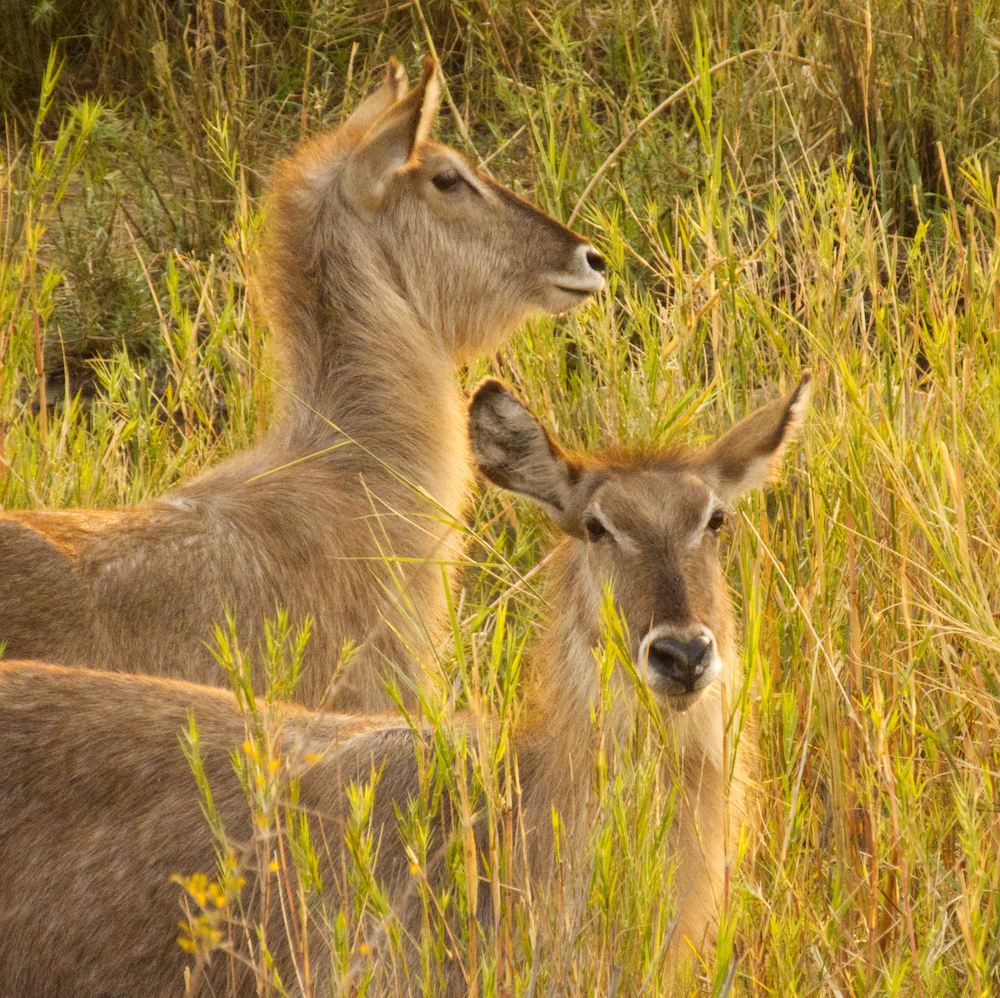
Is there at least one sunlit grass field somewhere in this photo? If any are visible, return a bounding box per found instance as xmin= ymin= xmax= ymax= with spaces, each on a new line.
xmin=3 ymin=2 xmax=1000 ymax=994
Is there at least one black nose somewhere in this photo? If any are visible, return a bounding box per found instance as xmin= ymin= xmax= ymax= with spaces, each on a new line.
xmin=586 ymin=249 xmax=606 ymax=274
xmin=647 ymin=634 xmax=713 ymax=692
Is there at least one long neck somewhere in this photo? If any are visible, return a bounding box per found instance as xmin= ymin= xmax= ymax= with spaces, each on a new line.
xmin=264 ymin=248 xmax=470 ymax=510
xmin=257 ymin=140 xmax=474 ymax=510
xmin=516 ymin=543 xmax=636 ymax=845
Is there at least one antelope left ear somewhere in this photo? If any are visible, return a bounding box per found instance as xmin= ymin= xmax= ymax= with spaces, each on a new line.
xmin=337 ymin=58 xmax=409 ymax=144
xmin=701 ymin=374 xmax=811 ymax=503
xmin=468 ymin=379 xmax=582 ymax=525
xmin=340 ymin=57 xmax=440 ymax=211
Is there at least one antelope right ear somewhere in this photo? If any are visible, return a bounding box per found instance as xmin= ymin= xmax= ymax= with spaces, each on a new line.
xmin=701 ymin=373 xmax=812 ymax=503
xmin=469 ymin=380 xmax=580 ymax=524
xmin=340 ymin=57 xmax=440 ymax=211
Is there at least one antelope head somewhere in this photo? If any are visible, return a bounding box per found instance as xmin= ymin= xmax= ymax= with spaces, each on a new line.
xmin=269 ymin=58 xmax=606 ymax=359
xmin=469 ymin=376 xmax=811 ymax=712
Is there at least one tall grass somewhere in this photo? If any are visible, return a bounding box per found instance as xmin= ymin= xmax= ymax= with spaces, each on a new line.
xmin=3 ymin=1 xmax=1000 ymax=994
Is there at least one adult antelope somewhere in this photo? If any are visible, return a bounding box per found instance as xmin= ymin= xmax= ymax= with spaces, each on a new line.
xmin=0 ymin=376 xmax=809 ymax=996
xmin=0 ymin=58 xmax=605 ymax=711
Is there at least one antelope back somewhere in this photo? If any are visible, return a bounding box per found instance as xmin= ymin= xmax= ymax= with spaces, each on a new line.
xmin=0 ymin=661 xmax=459 ymax=997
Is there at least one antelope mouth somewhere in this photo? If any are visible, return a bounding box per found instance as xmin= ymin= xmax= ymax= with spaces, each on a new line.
xmin=553 ymin=287 xmax=595 ymax=308
xmin=661 ymin=691 xmax=703 ymax=713
xmin=551 ymin=272 xmax=605 ymax=297
xmin=543 ymin=248 xmax=606 ymax=310
xmin=542 ymin=278 xmax=603 ymax=315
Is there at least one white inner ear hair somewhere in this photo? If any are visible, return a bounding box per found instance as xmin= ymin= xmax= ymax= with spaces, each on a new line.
xmin=738 ymin=454 xmax=773 ymax=495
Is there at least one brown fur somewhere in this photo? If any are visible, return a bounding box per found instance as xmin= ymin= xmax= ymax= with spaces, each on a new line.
xmin=0 ymin=663 xmax=422 ymax=997
xmin=0 ymin=377 xmax=808 ymax=996
xmin=0 ymin=59 xmax=604 ymax=711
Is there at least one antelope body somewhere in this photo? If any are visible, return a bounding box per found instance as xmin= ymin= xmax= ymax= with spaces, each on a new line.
xmin=0 ymin=376 xmax=809 ymax=996
xmin=0 ymin=59 xmax=605 ymax=711
xmin=468 ymin=375 xmax=809 ymax=956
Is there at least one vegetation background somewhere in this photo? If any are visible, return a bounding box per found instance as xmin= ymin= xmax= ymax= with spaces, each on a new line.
xmin=3 ymin=0 xmax=999 ymax=994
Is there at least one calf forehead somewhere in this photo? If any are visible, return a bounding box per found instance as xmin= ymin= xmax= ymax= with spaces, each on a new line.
xmin=599 ymin=467 xmax=712 ymax=540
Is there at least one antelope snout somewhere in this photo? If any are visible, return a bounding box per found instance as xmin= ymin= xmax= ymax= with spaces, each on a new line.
xmin=548 ymin=242 xmax=606 ymax=299
xmin=574 ymin=243 xmax=607 ymax=292
xmin=640 ymin=625 xmax=721 ymax=700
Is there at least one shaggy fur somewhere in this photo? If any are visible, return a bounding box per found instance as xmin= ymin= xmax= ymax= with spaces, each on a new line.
xmin=0 ymin=59 xmax=604 ymax=711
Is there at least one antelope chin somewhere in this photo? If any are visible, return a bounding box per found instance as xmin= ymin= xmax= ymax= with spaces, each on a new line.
xmin=539 ymin=267 xmax=604 ymax=313
xmin=661 ymin=690 xmax=705 ymax=713
xmin=538 ymin=285 xmax=596 ymax=314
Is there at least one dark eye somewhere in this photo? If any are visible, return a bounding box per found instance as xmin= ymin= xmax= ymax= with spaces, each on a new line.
xmin=584 ymin=516 xmax=608 ymax=542
xmin=432 ymin=170 xmax=463 ymax=192
xmin=707 ymin=509 xmax=726 ymax=534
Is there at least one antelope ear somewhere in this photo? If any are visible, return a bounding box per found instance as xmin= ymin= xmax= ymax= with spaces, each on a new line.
xmin=340 ymin=57 xmax=439 ymax=211
xmin=409 ymin=56 xmax=440 ymax=151
xmin=469 ymin=379 xmax=581 ymax=526
xmin=700 ymin=374 xmax=811 ymax=503
xmin=337 ymin=58 xmax=408 ymax=144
